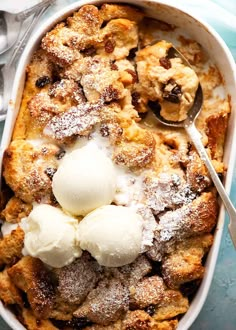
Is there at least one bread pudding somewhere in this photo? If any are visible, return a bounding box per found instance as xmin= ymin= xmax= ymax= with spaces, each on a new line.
xmin=0 ymin=3 xmax=231 ymax=330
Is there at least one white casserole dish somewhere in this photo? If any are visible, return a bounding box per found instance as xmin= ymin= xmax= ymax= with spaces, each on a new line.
xmin=0 ymin=1 xmax=236 ymax=329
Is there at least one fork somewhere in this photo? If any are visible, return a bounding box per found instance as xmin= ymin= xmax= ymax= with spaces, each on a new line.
xmin=0 ymin=1 xmax=54 ymax=119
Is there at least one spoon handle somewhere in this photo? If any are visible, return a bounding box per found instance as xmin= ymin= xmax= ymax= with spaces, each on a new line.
xmin=15 ymin=0 xmax=55 ymax=21
xmin=185 ymin=122 xmax=236 ymax=247
xmin=0 ymin=4 xmax=51 ymax=114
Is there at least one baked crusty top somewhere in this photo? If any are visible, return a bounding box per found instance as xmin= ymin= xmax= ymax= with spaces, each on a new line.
xmin=0 ymin=3 xmax=230 ymax=330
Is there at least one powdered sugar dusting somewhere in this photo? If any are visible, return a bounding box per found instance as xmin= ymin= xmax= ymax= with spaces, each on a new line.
xmin=57 ymin=252 xmax=102 ymax=304
xmin=158 ymin=206 xmax=190 ymax=242
xmin=144 ymin=173 xmax=196 ymax=215
xmin=43 ymin=103 xmax=101 ymax=140
xmin=134 ymin=205 xmax=157 ymax=252
xmin=74 ymin=277 xmax=129 ymax=325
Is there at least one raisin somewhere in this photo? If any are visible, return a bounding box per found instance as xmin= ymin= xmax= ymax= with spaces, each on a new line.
xmin=131 ymin=92 xmax=140 ymax=107
xmin=159 ymin=57 xmax=171 ymax=69
xmin=44 ymin=168 xmax=57 ymax=180
xmin=196 ymin=174 xmax=206 ymax=183
xmin=148 ymin=100 xmax=161 ymax=116
xmin=102 ymin=85 xmax=119 ymax=102
xmin=163 ymin=81 xmax=182 ymax=103
xmin=105 ymin=39 xmax=116 ymax=53
xmin=126 ymin=69 xmax=138 ymax=83
xmin=145 ymin=305 xmax=156 ymax=316
xmin=100 ymin=124 xmax=110 ymax=137
xmin=110 ymin=60 xmax=118 ymax=71
xmin=115 ymin=154 xmax=125 ymax=164
xmin=71 ymin=317 xmax=93 ymax=328
xmin=127 ymin=47 xmax=138 ymax=60
xmin=81 ymin=46 xmax=96 ymax=56
xmin=52 ymin=317 xmax=92 ymax=329
xmin=35 ymin=76 xmax=51 ymax=88
xmin=56 ymin=149 xmax=66 ymax=160
xmin=163 ymin=92 xmax=180 ymax=103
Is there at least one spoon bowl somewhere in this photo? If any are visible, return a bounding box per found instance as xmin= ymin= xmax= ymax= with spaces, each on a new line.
xmin=148 ymin=44 xmax=236 ymax=247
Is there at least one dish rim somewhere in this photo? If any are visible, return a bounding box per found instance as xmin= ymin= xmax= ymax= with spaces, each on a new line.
xmin=0 ymin=1 xmax=236 ymax=329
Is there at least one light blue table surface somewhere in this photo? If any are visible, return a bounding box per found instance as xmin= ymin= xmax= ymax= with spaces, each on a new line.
xmin=0 ymin=0 xmax=236 ymax=329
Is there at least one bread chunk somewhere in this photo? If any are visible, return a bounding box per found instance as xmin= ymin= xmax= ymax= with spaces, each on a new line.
xmin=74 ymin=278 xmax=129 ymax=325
xmin=99 ymin=4 xmax=144 ymax=22
xmin=122 ymin=310 xmax=178 ymax=330
xmin=1 ymin=197 xmax=32 ymax=223
xmin=22 ymin=308 xmax=58 ymax=330
xmin=0 ymin=269 xmax=23 ymax=306
xmin=8 ymin=256 xmax=55 ymax=319
xmin=0 ymin=227 xmax=24 ymax=267
xmin=0 ymin=2 xmax=230 ymax=329
xmin=3 ymin=140 xmax=59 ymax=203
xmin=57 ymin=253 xmax=102 ymax=304
xmin=162 ymin=234 xmax=213 ymax=288
xmin=153 ymin=290 xmax=189 ymax=321
xmin=130 ymin=276 xmax=165 ymax=309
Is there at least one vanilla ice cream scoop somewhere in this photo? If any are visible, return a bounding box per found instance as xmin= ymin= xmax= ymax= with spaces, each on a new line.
xmin=52 ymin=144 xmax=116 ymax=216
xmin=77 ymin=205 xmax=143 ymax=267
xmin=22 ymin=204 xmax=82 ymax=268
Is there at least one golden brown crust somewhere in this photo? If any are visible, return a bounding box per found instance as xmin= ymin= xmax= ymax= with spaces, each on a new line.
xmin=187 ymin=191 xmax=218 ymax=235
xmin=113 ymin=124 xmax=156 ymax=169
xmin=1 ymin=197 xmax=32 ymax=223
xmin=56 ymin=253 xmax=102 ymax=305
xmin=0 ymin=269 xmax=23 ymax=306
xmin=73 ymin=278 xmax=129 ymax=325
xmin=12 ymin=49 xmax=56 ymax=140
xmin=41 ymin=5 xmax=102 ymax=65
xmin=153 ymin=290 xmax=189 ymax=321
xmin=7 ymin=256 xmax=55 ymax=319
xmin=84 ymin=321 xmax=122 ymax=330
xmin=21 ymin=308 xmax=58 ymax=330
xmin=99 ymin=4 xmax=144 ymax=22
xmin=98 ymin=18 xmax=139 ymax=60
xmin=48 ymin=295 xmax=78 ymax=321
xmin=3 ymin=140 xmax=59 ymax=203
xmin=122 ymin=310 xmax=154 ymax=330
xmin=162 ymin=234 xmax=213 ymax=289
xmin=185 ymin=151 xmax=211 ymax=192
xmin=206 ymin=111 xmax=229 ymax=161
xmin=154 ymin=320 xmax=178 ymax=330
xmin=0 ymin=3 xmax=231 ymax=329
xmin=157 ymin=191 xmax=218 ymax=243
xmin=122 ymin=310 xmax=178 ymax=330
xmin=0 ymin=227 xmax=24 ymax=267
xmin=130 ymin=276 xmax=165 ymax=309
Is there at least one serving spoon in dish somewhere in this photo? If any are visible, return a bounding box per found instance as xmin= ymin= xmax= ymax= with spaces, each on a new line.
xmin=149 ymin=46 xmax=236 ymax=248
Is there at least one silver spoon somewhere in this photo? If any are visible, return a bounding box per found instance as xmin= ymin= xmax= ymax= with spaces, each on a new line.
xmin=0 ymin=1 xmax=55 ymax=120
xmin=0 ymin=11 xmax=9 ymax=54
xmin=0 ymin=0 xmax=53 ymax=55
xmin=148 ymin=46 xmax=236 ymax=248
